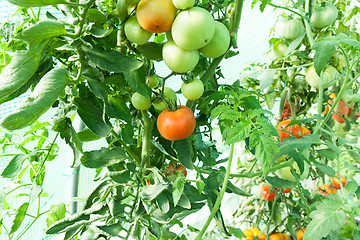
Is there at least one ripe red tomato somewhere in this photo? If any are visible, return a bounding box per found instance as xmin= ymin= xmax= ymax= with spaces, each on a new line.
xmin=331 ymin=176 xmax=346 ymax=189
xmin=276 ymin=120 xmax=310 ymax=140
xmin=283 ymin=188 xmax=292 ymax=193
xmin=136 ymin=0 xmax=177 ymax=33
xmin=261 ymin=185 xmax=276 ymax=201
xmin=157 ymin=106 xmax=196 ymax=141
xmin=165 ymin=165 xmax=187 ymax=177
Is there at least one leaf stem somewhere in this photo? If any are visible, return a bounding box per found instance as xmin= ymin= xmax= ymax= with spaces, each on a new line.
xmin=110 ymin=129 xmax=141 ymax=164
xmin=194 ymin=143 xmax=234 ymax=240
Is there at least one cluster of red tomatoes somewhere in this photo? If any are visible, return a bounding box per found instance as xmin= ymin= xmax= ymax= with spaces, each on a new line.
xmin=260 ymin=184 xmax=291 ymax=201
xmin=124 ymin=0 xmax=231 ymax=73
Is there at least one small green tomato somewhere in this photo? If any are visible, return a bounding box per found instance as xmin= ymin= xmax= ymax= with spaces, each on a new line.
xmin=181 ymin=78 xmax=204 ymax=100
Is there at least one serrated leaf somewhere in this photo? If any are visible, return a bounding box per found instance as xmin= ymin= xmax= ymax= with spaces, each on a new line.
xmin=1 ymin=154 xmax=28 ymax=178
xmin=81 ymin=147 xmax=126 ymax=168
xmin=251 ymin=133 xmax=278 ymax=176
xmin=75 ymin=98 xmax=110 ymax=137
xmin=316 ymin=148 xmax=337 ymax=160
xmin=80 ymin=45 xmax=143 ymax=73
xmin=140 ymin=184 xmax=167 ymax=201
xmin=224 ymin=120 xmax=252 ymax=144
xmin=314 ymin=163 xmax=335 ymax=177
xmin=10 ymin=202 xmax=29 ymax=234
xmin=137 ymin=42 xmax=163 ymax=61
xmin=173 ymin=177 xmax=186 ymax=207
xmin=265 ymin=176 xmax=297 ymax=189
xmin=313 ymin=41 xmax=339 ymax=76
xmin=123 ymin=66 xmax=152 ymax=97
xmin=15 ymin=20 xmax=65 ymax=42
xmin=173 ymin=139 xmax=194 ymax=169
xmin=303 ymin=195 xmax=345 ymax=240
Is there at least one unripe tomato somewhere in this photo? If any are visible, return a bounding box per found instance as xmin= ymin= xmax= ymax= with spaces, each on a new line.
xmin=171 ymin=7 xmax=215 ymax=50
xmin=318 ymin=184 xmax=337 ymax=196
xmin=162 ymin=40 xmax=199 ymax=73
xmin=341 ymin=90 xmax=360 ymax=104
xmin=272 ymin=40 xmax=288 ymax=58
xmin=172 ymin=0 xmax=194 ymax=10
xmin=296 ymin=228 xmax=305 ymax=240
xmin=181 ymin=78 xmax=204 ymax=100
xmin=199 ymin=21 xmax=230 ymax=58
xmin=276 ymin=120 xmax=310 ymax=140
xmin=277 ymin=161 xmax=309 ymax=182
xmin=311 ymin=5 xmax=338 ymax=29
xmin=242 ymin=228 xmax=267 ymax=240
xmin=274 ymin=16 xmax=305 ymax=40
xmin=131 ymin=92 xmax=151 ymax=110
xmin=331 ymin=176 xmax=346 ymax=189
xmin=157 ymin=106 xmax=196 ymax=141
xmin=146 ymin=75 xmax=159 ymax=88
xmin=136 ymin=0 xmax=177 ymax=33
xmin=261 ymin=184 xmax=276 ymax=201
xmin=305 ymin=65 xmax=339 ymax=89
xmin=269 ymin=233 xmax=291 ymax=240
xmin=124 ymin=16 xmax=153 ymax=45
xmin=153 ymin=87 xmax=177 ymax=111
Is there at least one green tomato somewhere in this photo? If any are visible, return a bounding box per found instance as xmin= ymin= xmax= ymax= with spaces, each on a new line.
xmin=199 ymin=21 xmax=230 ymax=58
xmin=146 ymin=75 xmax=159 ymax=88
xmin=311 ymin=5 xmax=338 ymax=29
xmin=162 ymin=40 xmax=199 ymax=73
xmin=153 ymin=87 xmax=177 ymax=111
xmin=131 ymin=92 xmax=151 ymax=110
xmin=124 ymin=16 xmax=153 ymax=45
xmin=277 ymin=161 xmax=309 ymax=182
xmin=341 ymin=90 xmax=360 ymax=104
xmin=181 ymin=78 xmax=204 ymax=100
xmin=171 ymin=7 xmax=215 ymax=50
xmin=274 ymin=16 xmax=305 ymax=40
xmin=172 ymin=0 xmax=194 ymax=10
xmin=305 ymin=65 xmax=339 ymax=89
xmin=272 ymin=39 xmax=288 ymax=58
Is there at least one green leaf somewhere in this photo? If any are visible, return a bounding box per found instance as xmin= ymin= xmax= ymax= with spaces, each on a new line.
xmin=10 ymin=202 xmax=29 ymax=234
xmin=177 ymin=193 xmax=191 ymax=209
xmin=303 ymin=195 xmax=345 ymax=240
xmin=80 ymin=45 xmax=143 ymax=73
xmin=123 ymin=66 xmax=152 ymax=98
xmin=345 ymin=180 xmax=358 ymax=194
xmin=6 ymin=0 xmax=67 ymax=6
xmin=81 ymin=147 xmax=126 ymax=169
xmin=226 ymin=181 xmax=251 ymax=196
xmin=316 ymin=148 xmax=337 ymax=160
xmin=265 ymin=176 xmax=297 ymax=189
xmin=156 ymin=191 xmax=170 ymax=214
xmin=15 ymin=20 xmax=66 ymax=42
xmin=224 ymin=120 xmax=252 ymax=144
xmin=228 ymin=227 xmax=246 ymax=238
xmin=1 ymin=154 xmax=28 ymax=178
xmin=77 ymin=128 xmax=102 ymax=142
xmin=75 ymin=98 xmax=110 ymax=137
xmin=196 ymin=180 xmax=205 ymax=194
xmin=140 ymin=184 xmax=168 ymax=201
xmin=313 ymin=163 xmax=335 ymax=177
xmin=87 ymin=78 xmax=108 ymax=102
xmin=137 ymin=42 xmax=164 ymax=61
xmin=46 ymin=202 xmax=66 ymax=227
xmin=284 ymin=32 xmax=305 ymax=56
xmin=98 ymin=224 xmax=125 ymax=236
xmin=108 ymin=170 xmax=132 ymax=184
xmin=313 ymin=40 xmax=339 ymax=76
xmin=87 ymin=9 xmax=107 ymax=23
xmin=173 ymin=177 xmax=186 ymax=207
xmin=173 ymin=139 xmax=194 ymax=169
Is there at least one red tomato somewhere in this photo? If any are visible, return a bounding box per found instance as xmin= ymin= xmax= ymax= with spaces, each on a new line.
xmin=261 ymin=185 xmax=276 ymax=201
xmin=331 ymin=176 xmax=346 ymax=189
xmin=283 ymin=188 xmax=292 ymax=193
xmin=327 ymin=93 xmax=350 ymax=123
xmin=165 ymin=165 xmax=187 ymax=177
xmin=276 ymin=120 xmax=310 ymax=140
xmin=157 ymin=106 xmax=196 ymax=141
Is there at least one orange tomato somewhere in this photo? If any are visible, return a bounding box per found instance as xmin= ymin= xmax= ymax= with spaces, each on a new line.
xmin=261 ymin=185 xmax=276 ymax=201
xmin=331 ymin=176 xmax=346 ymax=189
xmin=276 ymin=120 xmax=310 ymax=141
xmin=165 ymin=165 xmax=187 ymax=177
xmin=136 ymin=0 xmax=177 ymax=33
xmin=157 ymin=106 xmax=196 ymax=141
xmin=296 ymin=228 xmax=305 ymax=240
xmin=326 ymin=94 xmax=350 ymax=123
xmin=269 ymin=232 xmax=291 ymax=240
xmin=283 ymin=188 xmax=292 ymax=193
xmin=242 ymin=228 xmax=267 ymax=240
xmin=318 ymin=184 xmax=337 ymax=196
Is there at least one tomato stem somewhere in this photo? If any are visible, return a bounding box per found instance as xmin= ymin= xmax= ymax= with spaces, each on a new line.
xmin=141 ymin=110 xmax=154 ymax=168
xmin=229 ymin=0 xmax=244 ymax=48
xmin=194 ymin=143 xmax=234 ymax=240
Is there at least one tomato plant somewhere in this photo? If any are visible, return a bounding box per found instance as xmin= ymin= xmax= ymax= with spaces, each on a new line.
xmin=157 ymin=106 xmax=196 ymax=141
